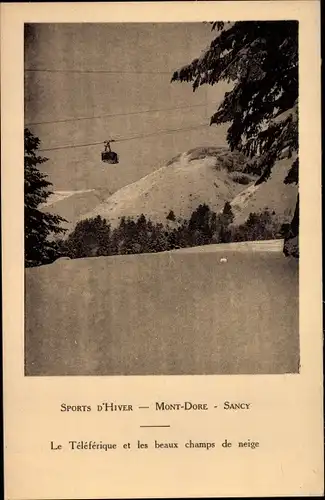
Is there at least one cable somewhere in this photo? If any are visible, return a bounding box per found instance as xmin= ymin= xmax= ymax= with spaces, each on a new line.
xmin=25 ymin=68 xmax=173 ymax=75
xmin=38 ymin=123 xmax=210 ymax=153
xmin=26 ymin=101 xmax=217 ymax=127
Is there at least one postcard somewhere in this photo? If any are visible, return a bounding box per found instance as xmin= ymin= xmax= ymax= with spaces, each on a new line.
xmin=2 ymin=1 xmax=323 ymax=498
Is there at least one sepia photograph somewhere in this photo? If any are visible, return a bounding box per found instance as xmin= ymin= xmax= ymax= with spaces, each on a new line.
xmin=24 ymin=21 xmax=299 ymax=376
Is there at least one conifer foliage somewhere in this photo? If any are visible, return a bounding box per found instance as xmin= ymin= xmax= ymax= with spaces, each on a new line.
xmin=25 ymin=128 xmax=66 ymax=267
xmin=171 ymin=21 xmax=299 ymax=185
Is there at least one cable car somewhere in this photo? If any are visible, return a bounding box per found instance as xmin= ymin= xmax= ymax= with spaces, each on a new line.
xmin=101 ymin=140 xmax=119 ymax=164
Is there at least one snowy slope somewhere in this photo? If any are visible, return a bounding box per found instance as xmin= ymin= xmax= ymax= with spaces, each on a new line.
xmin=44 ymin=148 xmax=297 ymax=232
xmin=80 ymin=150 xmax=246 ymax=226
xmin=230 ymin=158 xmax=297 ymax=225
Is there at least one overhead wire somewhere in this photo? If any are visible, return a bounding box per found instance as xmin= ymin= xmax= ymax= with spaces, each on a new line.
xmin=26 ymin=101 xmax=218 ymax=127
xmin=25 ymin=68 xmax=173 ymax=75
xmin=38 ymin=122 xmax=211 ymax=153
xmin=26 ymin=68 xmax=217 ymax=153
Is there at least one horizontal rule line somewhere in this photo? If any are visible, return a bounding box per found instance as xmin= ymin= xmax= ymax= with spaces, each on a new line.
xmin=140 ymin=425 xmax=171 ymax=428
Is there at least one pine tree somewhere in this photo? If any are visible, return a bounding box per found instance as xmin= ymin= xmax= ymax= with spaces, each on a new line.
xmin=222 ymin=202 xmax=235 ymax=225
xmin=64 ymin=215 xmax=111 ymax=258
xmin=25 ymin=128 xmax=67 ymax=267
xmin=171 ymin=21 xmax=299 ymax=253
xmin=189 ymin=204 xmax=216 ymax=245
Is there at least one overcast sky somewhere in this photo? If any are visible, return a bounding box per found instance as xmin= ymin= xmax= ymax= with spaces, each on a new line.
xmin=25 ymin=23 xmax=229 ymax=192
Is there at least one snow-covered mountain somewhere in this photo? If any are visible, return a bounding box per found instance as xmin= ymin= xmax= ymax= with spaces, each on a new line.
xmin=43 ymin=147 xmax=297 ymax=232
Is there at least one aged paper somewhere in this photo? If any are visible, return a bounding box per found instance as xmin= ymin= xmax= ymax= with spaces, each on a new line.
xmin=2 ymin=1 xmax=323 ymax=498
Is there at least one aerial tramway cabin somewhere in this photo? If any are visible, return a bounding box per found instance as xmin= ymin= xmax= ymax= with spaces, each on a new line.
xmin=101 ymin=140 xmax=119 ymax=164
